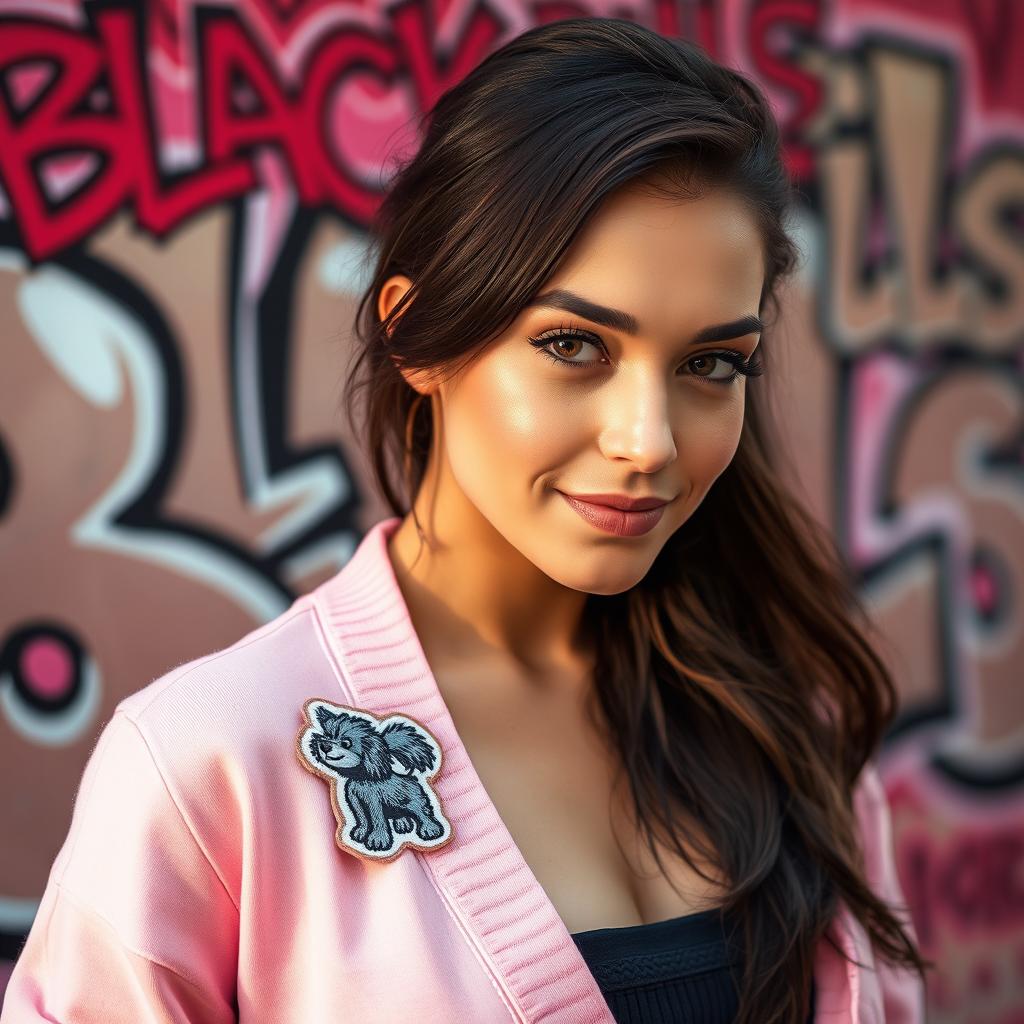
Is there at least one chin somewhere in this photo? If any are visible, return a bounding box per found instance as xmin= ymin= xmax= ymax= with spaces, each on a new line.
xmin=582 ymin=578 xmax=644 ymax=597
xmin=543 ymin=552 xmax=658 ymax=596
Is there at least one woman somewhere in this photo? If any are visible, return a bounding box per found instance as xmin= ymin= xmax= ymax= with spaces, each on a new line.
xmin=3 ymin=17 xmax=930 ymax=1024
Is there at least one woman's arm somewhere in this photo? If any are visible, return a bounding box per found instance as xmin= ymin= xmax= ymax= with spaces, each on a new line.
xmin=1 ymin=712 xmax=240 ymax=1023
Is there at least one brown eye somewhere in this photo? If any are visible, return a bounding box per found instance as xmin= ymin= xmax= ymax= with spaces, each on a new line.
xmin=553 ymin=337 xmax=585 ymax=359
xmin=529 ymin=328 xmax=756 ymax=385
xmin=687 ymin=354 xmax=716 ymax=376
xmin=683 ymin=352 xmax=742 ymax=383
xmin=528 ymin=326 xmax=606 ymax=369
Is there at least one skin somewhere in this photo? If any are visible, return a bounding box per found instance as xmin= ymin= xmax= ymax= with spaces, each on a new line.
xmin=382 ymin=182 xmax=766 ymax=691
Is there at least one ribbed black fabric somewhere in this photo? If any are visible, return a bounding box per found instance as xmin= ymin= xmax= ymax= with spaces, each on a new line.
xmin=570 ymin=907 xmax=816 ymax=1023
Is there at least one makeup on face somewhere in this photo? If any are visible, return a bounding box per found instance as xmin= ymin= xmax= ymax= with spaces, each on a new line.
xmin=397 ymin=186 xmax=765 ymax=597
xmin=556 ymin=491 xmax=672 ymax=537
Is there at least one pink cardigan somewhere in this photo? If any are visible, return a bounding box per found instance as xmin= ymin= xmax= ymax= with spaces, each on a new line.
xmin=2 ymin=516 xmax=925 ymax=1023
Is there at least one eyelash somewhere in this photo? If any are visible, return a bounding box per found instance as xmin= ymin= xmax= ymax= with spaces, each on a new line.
xmin=526 ymin=324 xmax=765 ymax=386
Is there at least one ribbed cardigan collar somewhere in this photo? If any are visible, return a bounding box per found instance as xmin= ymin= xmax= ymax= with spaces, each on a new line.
xmin=312 ymin=515 xmax=861 ymax=1024
xmin=312 ymin=515 xmax=616 ymax=1023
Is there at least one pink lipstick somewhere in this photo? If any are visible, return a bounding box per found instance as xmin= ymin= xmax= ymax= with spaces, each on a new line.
xmin=558 ymin=491 xmax=669 ymax=537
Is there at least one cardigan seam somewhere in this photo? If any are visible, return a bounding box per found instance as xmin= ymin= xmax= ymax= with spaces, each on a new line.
xmin=52 ymin=879 xmax=231 ymax=1009
xmin=306 ymin=595 xmax=361 ymax=706
xmin=118 ymin=712 xmax=241 ymax=913
xmin=307 ymin=593 xmax=526 ymax=1023
xmin=413 ymin=847 xmax=526 ymax=1023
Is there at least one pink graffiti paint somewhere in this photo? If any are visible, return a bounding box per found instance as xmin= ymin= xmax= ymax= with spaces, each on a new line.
xmin=19 ymin=636 xmax=73 ymax=700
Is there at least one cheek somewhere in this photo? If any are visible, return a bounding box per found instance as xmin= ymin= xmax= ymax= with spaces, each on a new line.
xmin=676 ymin=394 xmax=745 ymax=497
xmin=443 ymin=362 xmax=578 ymax=489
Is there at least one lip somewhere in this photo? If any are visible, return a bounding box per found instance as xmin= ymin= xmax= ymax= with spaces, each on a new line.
xmin=565 ymin=492 xmax=672 ymax=511
xmin=558 ymin=491 xmax=670 ymax=537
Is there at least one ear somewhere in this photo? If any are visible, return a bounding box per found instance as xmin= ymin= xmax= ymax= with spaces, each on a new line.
xmin=378 ymin=273 xmax=438 ymax=397
xmin=377 ymin=273 xmax=414 ymax=334
xmin=314 ymin=705 xmax=338 ymax=732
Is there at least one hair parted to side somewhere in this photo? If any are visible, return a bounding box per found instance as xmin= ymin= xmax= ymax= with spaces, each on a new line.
xmin=342 ymin=17 xmax=931 ymax=1023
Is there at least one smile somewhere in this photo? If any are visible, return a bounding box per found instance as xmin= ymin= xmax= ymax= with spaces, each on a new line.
xmin=558 ymin=492 xmax=668 ymax=537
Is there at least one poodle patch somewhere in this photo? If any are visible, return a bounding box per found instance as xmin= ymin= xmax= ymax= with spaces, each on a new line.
xmin=295 ymin=697 xmax=454 ymax=862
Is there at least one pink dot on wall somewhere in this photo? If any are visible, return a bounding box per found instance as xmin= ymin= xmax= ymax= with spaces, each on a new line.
xmin=19 ymin=637 xmax=74 ymax=699
xmin=971 ymin=566 xmax=997 ymax=616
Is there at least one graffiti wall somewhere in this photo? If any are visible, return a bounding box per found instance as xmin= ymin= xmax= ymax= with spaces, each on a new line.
xmin=1 ymin=0 xmax=1021 ymax=1019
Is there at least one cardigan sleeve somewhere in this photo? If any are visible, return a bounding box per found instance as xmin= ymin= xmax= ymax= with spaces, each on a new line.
xmin=853 ymin=761 xmax=927 ymax=1024
xmin=1 ymin=711 xmax=239 ymax=1023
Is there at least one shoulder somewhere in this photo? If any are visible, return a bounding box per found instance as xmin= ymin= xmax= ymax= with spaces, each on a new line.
xmin=116 ymin=591 xmax=323 ymax=730
xmin=108 ymin=585 xmax=356 ymax=792
xmin=114 ymin=517 xmax=402 ymax=745
xmin=4 ymin=599 xmax=337 ymax=1020
xmin=110 ymin=586 xmax=340 ymax=782
xmin=76 ymin=591 xmax=345 ymax=892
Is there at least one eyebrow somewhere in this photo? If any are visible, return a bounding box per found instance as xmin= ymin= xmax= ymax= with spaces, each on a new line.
xmin=525 ymin=289 xmax=763 ymax=346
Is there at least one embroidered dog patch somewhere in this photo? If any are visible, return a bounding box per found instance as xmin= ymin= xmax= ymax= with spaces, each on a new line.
xmin=295 ymin=697 xmax=454 ymax=862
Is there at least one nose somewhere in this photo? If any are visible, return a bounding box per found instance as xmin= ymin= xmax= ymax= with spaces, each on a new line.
xmin=597 ymin=368 xmax=677 ymax=473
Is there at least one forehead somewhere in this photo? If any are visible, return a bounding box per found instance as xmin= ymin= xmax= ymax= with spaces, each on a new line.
xmin=541 ymin=184 xmax=765 ymax=336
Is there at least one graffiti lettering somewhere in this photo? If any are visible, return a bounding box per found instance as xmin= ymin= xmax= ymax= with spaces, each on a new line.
xmin=0 ymin=3 xmax=505 ymax=261
xmin=0 ymin=12 xmax=253 ymax=260
xmin=822 ymin=44 xmax=1023 ymax=353
xmin=902 ymin=828 xmax=1024 ymax=948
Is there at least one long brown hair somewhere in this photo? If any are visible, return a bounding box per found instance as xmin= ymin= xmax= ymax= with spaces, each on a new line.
xmin=342 ymin=17 xmax=931 ymax=1022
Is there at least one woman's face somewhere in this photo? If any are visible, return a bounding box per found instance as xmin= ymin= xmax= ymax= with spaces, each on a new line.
xmin=395 ymin=183 xmax=766 ymax=596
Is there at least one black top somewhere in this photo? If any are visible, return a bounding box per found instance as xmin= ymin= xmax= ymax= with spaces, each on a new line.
xmin=570 ymin=907 xmax=816 ymax=1023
